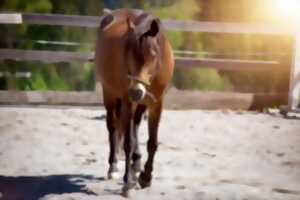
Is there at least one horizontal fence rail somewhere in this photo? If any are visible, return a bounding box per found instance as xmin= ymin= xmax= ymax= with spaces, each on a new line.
xmin=0 ymin=48 xmax=281 ymax=70
xmin=0 ymin=90 xmax=288 ymax=111
xmin=0 ymin=48 xmax=94 ymax=63
xmin=0 ymin=91 xmax=101 ymax=105
xmin=174 ymin=57 xmax=281 ymax=70
xmin=0 ymin=13 xmax=295 ymax=35
xmin=0 ymin=13 xmax=22 ymax=23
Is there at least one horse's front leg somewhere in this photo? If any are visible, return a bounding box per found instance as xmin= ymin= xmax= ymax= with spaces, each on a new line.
xmin=139 ymin=99 xmax=162 ymax=188
xmin=132 ymin=104 xmax=147 ymax=174
xmin=107 ymin=109 xmax=119 ymax=179
xmin=121 ymin=101 xmax=136 ymax=197
xmin=103 ymin=94 xmax=119 ymax=180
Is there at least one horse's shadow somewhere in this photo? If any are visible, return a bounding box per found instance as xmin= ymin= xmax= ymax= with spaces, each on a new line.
xmin=0 ymin=174 xmax=105 ymax=200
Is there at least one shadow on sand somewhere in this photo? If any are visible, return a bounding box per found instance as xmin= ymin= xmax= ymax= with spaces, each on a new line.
xmin=0 ymin=174 xmax=105 ymax=200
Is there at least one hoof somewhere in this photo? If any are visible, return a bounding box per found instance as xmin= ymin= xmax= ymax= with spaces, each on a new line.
xmin=138 ymin=173 xmax=151 ymax=188
xmin=107 ymin=164 xmax=119 ymax=180
xmin=107 ymin=171 xmax=120 ymax=180
xmin=122 ymin=183 xmax=135 ymax=198
xmin=121 ymin=188 xmax=131 ymax=198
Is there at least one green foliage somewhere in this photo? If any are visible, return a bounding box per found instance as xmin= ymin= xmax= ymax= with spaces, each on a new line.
xmin=1 ymin=0 xmax=52 ymax=13
xmin=24 ymin=0 xmax=52 ymax=13
xmin=165 ymin=31 xmax=184 ymax=50
xmin=198 ymin=0 xmax=292 ymax=93
xmin=150 ymin=0 xmax=231 ymax=91
xmin=173 ymin=68 xmax=232 ymax=91
xmin=150 ymin=0 xmax=200 ymax=20
xmin=31 ymin=72 xmax=48 ymax=90
xmin=0 ymin=0 xmax=102 ymax=91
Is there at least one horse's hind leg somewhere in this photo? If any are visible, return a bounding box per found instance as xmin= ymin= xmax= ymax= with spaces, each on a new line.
xmin=104 ymin=93 xmax=119 ymax=179
xmin=139 ymin=100 xmax=162 ymax=188
xmin=132 ymin=104 xmax=147 ymax=174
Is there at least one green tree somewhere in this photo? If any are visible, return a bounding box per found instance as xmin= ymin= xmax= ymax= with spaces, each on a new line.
xmin=0 ymin=0 xmax=103 ymax=91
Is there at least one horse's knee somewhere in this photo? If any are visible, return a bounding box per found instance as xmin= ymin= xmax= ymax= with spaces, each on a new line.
xmin=123 ymin=137 xmax=133 ymax=155
xmin=123 ymin=146 xmax=130 ymax=157
xmin=107 ymin=124 xmax=114 ymax=136
xmin=132 ymin=154 xmax=142 ymax=172
xmin=132 ymin=152 xmax=141 ymax=161
xmin=147 ymin=141 xmax=158 ymax=153
xmin=106 ymin=112 xmax=115 ymax=133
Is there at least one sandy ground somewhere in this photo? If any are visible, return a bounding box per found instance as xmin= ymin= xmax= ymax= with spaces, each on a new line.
xmin=0 ymin=106 xmax=300 ymax=200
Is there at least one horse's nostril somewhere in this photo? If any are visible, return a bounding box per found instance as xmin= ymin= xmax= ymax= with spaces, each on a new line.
xmin=129 ymin=88 xmax=144 ymax=102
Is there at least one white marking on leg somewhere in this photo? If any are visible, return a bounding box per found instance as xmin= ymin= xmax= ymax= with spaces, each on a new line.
xmin=108 ymin=171 xmax=120 ymax=180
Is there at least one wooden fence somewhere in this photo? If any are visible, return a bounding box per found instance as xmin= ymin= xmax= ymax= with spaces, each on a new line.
xmin=0 ymin=12 xmax=299 ymax=111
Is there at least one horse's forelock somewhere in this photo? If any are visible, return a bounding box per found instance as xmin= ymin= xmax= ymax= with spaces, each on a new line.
xmin=126 ymin=29 xmax=144 ymax=66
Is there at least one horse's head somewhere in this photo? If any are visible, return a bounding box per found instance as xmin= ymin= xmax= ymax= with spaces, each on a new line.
xmin=125 ymin=14 xmax=161 ymax=102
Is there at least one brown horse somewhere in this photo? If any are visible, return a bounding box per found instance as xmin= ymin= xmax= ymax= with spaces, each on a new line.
xmin=95 ymin=8 xmax=174 ymax=196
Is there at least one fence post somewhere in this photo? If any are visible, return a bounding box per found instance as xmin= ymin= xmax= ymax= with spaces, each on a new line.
xmin=288 ymin=29 xmax=300 ymax=110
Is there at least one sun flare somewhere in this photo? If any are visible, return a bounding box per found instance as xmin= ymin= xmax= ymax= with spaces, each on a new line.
xmin=274 ymin=0 xmax=300 ymax=20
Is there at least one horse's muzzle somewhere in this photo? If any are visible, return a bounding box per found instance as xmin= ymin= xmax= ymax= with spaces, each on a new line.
xmin=128 ymin=83 xmax=146 ymax=102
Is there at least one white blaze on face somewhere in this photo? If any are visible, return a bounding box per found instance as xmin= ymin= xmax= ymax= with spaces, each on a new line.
xmin=136 ymin=83 xmax=146 ymax=100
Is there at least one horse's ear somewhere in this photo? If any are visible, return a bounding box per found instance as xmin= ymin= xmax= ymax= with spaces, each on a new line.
xmin=144 ymin=19 xmax=160 ymax=37
xmin=135 ymin=16 xmax=160 ymax=38
xmin=103 ymin=8 xmax=112 ymax=15
xmin=100 ymin=14 xmax=114 ymax=31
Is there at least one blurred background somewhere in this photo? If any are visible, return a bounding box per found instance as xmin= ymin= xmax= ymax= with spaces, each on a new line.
xmin=0 ymin=0 xmax=296 ymax=95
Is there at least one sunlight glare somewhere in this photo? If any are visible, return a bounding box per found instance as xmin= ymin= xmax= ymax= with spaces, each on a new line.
xmin=274 ymin=0 xmax=300 ymax=21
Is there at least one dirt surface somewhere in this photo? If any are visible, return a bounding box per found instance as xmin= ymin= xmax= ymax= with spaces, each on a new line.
xmin=0 ymin=106 xmax=300 ymax=200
